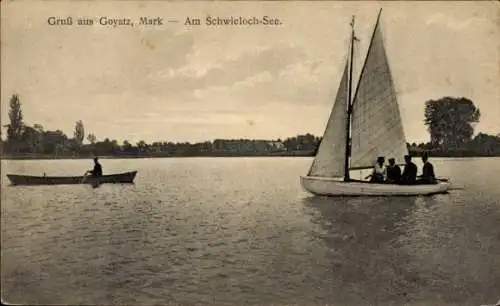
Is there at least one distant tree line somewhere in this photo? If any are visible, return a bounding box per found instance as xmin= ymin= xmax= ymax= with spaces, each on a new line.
xmin=1 ymin=94 xmax=499 ymax=159
xmin=0 ymin=94 xmax=322 ymax=158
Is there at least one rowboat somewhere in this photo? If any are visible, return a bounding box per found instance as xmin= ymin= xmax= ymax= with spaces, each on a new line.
xmin=6 ymin=171 xmax=137 ymax=186
xmin=300 ymin=10 xmax=451 ymax=196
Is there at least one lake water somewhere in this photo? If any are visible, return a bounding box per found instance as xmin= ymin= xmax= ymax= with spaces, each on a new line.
xmin=1 ymin=157 xmax=499 ymax=306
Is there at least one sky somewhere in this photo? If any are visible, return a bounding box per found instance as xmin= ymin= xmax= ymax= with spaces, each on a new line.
xmin=1 ymin=1 xmax=498 ymax=144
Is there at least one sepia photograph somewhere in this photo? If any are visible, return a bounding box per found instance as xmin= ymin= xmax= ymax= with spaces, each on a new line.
xmin=1 ymin=0 xmax=499 ymax=305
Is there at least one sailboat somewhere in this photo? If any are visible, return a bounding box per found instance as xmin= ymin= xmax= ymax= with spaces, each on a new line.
xmin=300 ymin=10 xmax=450 ymax=196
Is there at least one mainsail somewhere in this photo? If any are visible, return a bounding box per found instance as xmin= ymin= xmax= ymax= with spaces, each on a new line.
xmin=349 ymin=16 xmax=408 ymax=170
xmin=307 ymin=60 xmax=349 ymax=178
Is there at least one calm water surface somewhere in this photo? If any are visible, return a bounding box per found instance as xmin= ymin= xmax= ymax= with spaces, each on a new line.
xmin=1 ymin=157 xmax=499 ymax=305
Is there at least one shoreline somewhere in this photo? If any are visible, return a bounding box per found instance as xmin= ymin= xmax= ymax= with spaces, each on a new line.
xmin=2 ymin=153 xmax=500 ymax=161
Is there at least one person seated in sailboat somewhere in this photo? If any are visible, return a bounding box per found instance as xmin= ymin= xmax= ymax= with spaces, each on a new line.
xmin=417 ymin=152 xmax=437 ymax=184
xmin=385 ymin=158 xmax=401 ymax=183
xmin=399 ymin=155 xmax=417 ymax=185
xmin=365 ymin=156 xmax=386 ymax=183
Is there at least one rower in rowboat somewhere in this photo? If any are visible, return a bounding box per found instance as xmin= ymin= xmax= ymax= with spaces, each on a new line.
xmin=86 ymin=157 xmax=103 ymax=177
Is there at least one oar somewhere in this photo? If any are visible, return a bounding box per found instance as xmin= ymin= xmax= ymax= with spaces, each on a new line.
xmin=80 ymin=171 xmax=90 ymax=184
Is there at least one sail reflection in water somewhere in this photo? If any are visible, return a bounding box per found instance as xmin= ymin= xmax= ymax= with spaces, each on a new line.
xmin=303 ymin=196 xmax=420 ymax=304
xmin=303 ymin=195 xmax=500 ymax=305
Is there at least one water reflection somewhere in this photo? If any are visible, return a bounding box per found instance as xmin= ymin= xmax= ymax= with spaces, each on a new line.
xmin=3 ymin=157 xmax=499 ymax=305
xmin=400 ymin=195 xmax=500 ymax=305
xmin=303 ymin=195 xmax=500 ymax=305
xmin=303 ymin=196 xmax=420 ymax=305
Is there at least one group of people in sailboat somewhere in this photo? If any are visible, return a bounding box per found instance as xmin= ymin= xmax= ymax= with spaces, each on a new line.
xmin=365 ymin=153 xmax=437 ymax=185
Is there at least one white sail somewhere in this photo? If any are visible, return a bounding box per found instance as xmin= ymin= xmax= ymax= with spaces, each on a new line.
xmin=307 ymin=60 xmax=349 ymax=178
xmin=349 ymin=20 xmax=408 ymax=169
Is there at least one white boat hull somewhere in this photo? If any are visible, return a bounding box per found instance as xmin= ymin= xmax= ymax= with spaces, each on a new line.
xmin=300 ymin=175 xmax=450 ymax=196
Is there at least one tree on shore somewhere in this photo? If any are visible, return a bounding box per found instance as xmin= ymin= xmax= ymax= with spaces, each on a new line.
xmin=4 ymin=94 xmax=24 ymax=143
xmin=87 ymin=133 xmax=96 ymax=145
xmin=20 ymin=126 xmax=42 ymax=153
xmin=74 ymin=120 xmax=85 ymax=146
xmin=424 ymin=97 xmax=480 ymax=149
xmin=122 ymin=140 xmax=133 ymax=153
xmin=3 ymin=91 xmax=500 ymax=158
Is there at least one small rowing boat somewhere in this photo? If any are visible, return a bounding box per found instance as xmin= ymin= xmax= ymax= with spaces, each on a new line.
xmin=6 ymin=171 xmax=137 ymax=186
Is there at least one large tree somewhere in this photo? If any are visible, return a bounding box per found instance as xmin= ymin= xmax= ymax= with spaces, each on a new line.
xmin=424 ymin=97 xmax=480 ymax=149
xmin=4 ymin=94 xmax=24 ymax=142
xmin=74 ymin=120 xmax=85 ymax=145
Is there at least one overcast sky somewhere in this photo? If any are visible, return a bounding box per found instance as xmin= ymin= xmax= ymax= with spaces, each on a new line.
xmin=1 ymin=1 xmax=498 ymax=144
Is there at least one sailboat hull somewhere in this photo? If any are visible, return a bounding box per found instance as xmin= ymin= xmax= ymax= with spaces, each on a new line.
xmin=300 ymin=176 xmax=450 ymax=196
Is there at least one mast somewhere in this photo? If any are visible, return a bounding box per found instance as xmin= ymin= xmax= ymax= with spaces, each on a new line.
xmin=342 ymin=9 xmax=383 ymax=181
xmin=343 ymin=15 xmax=356 ymax=181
